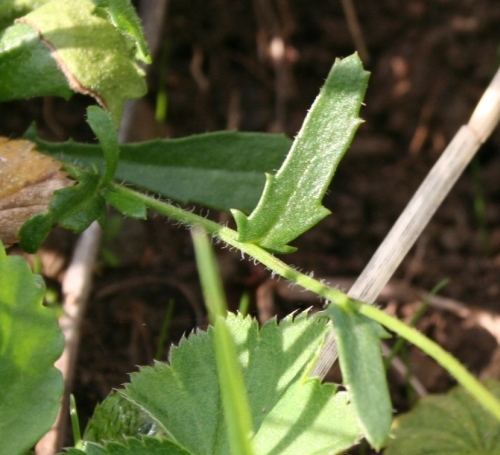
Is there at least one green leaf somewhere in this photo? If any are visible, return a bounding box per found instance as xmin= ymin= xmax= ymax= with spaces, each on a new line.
xmin=19 ymin=166 xmax=106 ymax=253
xmin=0 ymin=0 xmax=51 ymax=31
xmin=231 ymin=53 xmax=370 ymax=253
xmin=0 ymin=241 xmax=64 ymax=455
xmin=64 ymin=443 xmax=107 ymax=455
xmin=17 ymin=0 xmax=146 ymax=125
xmin=101 ymin=186 xmax=147 ymax=219
xmin=322 ymin=303 xmax=392 ymax=450
xmin=33 ymin=131 xmax=291 ymax=213
xmin=385 ymin=380 xmax=500 ymax=455
xmin=112 ymin=313 xmax=361 ymax=455
xmin=0 ymin=22 xmax=72 ymax=100
xmin=84 ymin=391 xmax=164 ymax=444
xmin=92 ymin=0 xmax=151 ymax=64
xmin=86 ymin=106 xmax=119 ymax=186
xmin=90 ymin=438 xmax=192 ymax=455
xmin=253 ymin=379 xmax=362 ymax=455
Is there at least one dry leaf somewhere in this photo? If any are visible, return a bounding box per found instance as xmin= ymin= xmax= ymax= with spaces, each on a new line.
xmin=0 ymin=137 xmax=74 ymax=248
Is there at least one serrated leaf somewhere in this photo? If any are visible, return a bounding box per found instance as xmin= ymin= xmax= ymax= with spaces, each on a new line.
xmin=322 ymin=303 xmax=392 ymax=450
xmin=118 ymin=313 xmax=334 ymax=455
xmin=92 ymin=0 xmax=151 ymax=64
xmin=84 ymin=391 xmax=164 ymax=444
xmin=19 ymin=165 xmax=105 ymax=252
xmin=33 ymin=131 xmax=291 ymax=213
xmin=232 ymin=53 xmax=370 ymax=253
xmin=86 ymin=106 xmax=119 ymax=186
xmin=385 ymin=380 xmax=500 ymax=455
xmin=17 ymin=0 xmax=146 ymax=125
xmin=253 ymin=379 xmax=362 ymax=455
xmin=0 ymin=241 xmax=64 ymax=455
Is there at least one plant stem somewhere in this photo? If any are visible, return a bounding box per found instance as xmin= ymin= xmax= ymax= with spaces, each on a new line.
xmin=109 ymin=183 xmax=352 ymax=306
xmin=358 ymin=303 xmax=500 ymax=422
xmin=109 ymin=183 xmax=500 ymax=423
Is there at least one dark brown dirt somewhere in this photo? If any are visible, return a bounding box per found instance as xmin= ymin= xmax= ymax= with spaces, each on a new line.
xmin=4 ymin=0 xmax=500 ymax=453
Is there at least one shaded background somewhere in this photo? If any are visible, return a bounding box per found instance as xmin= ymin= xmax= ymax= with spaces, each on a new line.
xmin=3 ymin=0 xmax=500 ymax=452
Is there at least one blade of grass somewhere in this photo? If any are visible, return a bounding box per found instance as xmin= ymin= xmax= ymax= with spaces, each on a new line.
xmin=401 ymin=347 xmax=418 ymax=406
xmin=238 ymin=292 xmax=250 ymax=316
xmin=69 ymin=395 xmax=82 ymax=450
xmin=471 ymin=157 xmax=491 ymax=256
xmin=154 ymin=40 xmax=169 ymax=137
xmin=191 ymin=227 xmax=228 ymax=320
xmin=191 ymin=227 xmax=255 ymax=455
xmin=154 ymin=299 xmax=175 ymax=361
xmin=384 ymin=279 xmax=449 ymax=369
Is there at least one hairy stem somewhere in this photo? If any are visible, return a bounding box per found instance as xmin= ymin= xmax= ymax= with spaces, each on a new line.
xmin=110 ymin=182 xmax=351 ymax=305
xmin=110 ymin=182 xmax=500 ymax=423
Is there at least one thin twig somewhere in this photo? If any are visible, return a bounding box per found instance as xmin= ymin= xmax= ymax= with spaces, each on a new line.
xmin=35 ymin=222 xmax=102 ymax=454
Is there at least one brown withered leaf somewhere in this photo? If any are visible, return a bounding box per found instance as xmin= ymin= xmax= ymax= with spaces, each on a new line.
xmin=0 ymin=137 xmax=74 ymax=248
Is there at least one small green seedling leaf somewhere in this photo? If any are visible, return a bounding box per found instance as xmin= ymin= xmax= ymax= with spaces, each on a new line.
xmin=84 ymin=391 xmax=164 ymax=444
xmin=232 ymin=53 xmax=370 ymax=253
xmin=92 ymin=0 xmax=151 ymax=64
xmin=0 ymin=241 xmax=64 ymax=455
xmin=385 ymin=380 xmax=500 ymax=455
xmin=101 ymin=186 xmax=147 ymax=219
xmin=322 ymin=303 xmax=392 ymax=450
xmin=19 ymin=165 xmax=106 ymax=252
xmin=34 ymin=131 xmax=291 ymax=213
xmin=86 ymin=106 xmax=119 ymax=186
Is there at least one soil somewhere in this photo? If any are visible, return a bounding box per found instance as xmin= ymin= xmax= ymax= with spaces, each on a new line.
xmin=4 ymin=0 xmax=500 ymax=453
